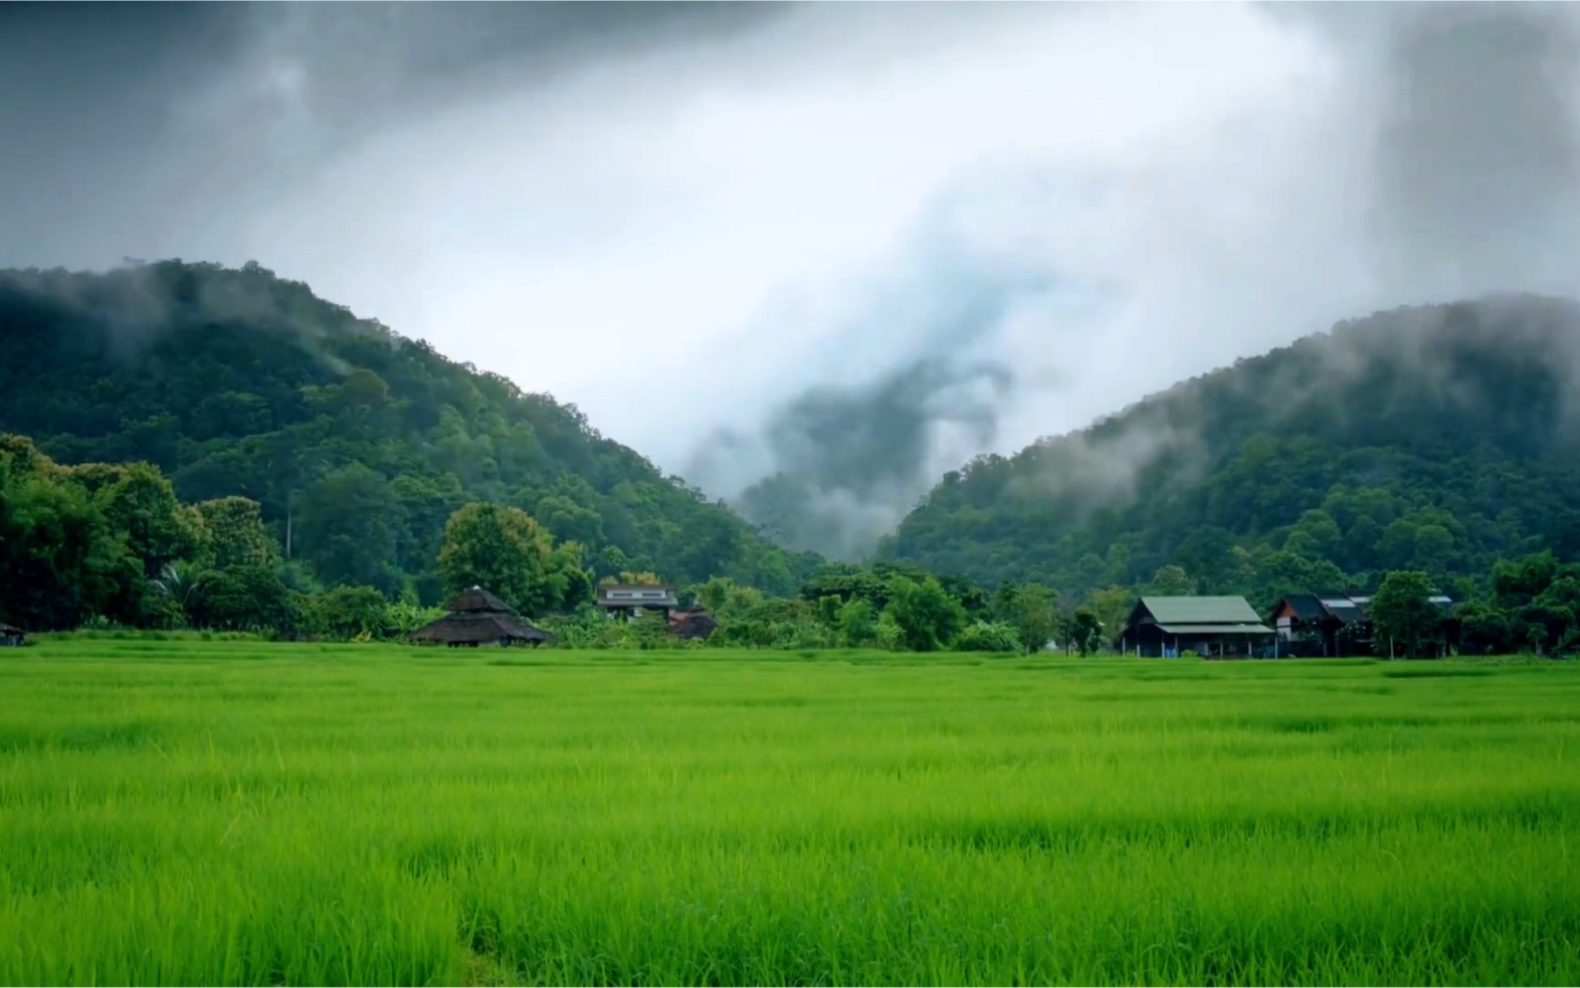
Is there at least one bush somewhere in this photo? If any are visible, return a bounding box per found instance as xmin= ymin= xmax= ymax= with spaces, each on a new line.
xmin=956 ymin=620 xmax=1024 ymax=653
xmin=300 ymin=586 xmax=392 ymax=641
xmin=188 ymin=565 xmax=296 ymax=633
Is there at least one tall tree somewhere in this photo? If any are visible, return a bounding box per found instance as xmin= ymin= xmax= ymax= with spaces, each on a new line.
xmin=994 ymin=582 xmax=1059 ymax=654
xmin=295 ymin=464 xmax=405 ymax=596
xmin=1147 ymin=564 xmax=1196 ymax=596
xmin=71 ymin=462 xmax=204 ymax=580
xmin=0 ymin=440 xmax=122 ymax=629
xmin=1370 ymin=570 xmax=1441 ymax=658
xmin=195 ymin=496 xmax=278 ymax=570
xmin=1065 ymin=608 xmax=1104 ymax=656
xmin=437 ymin=503 xmax=589 ymax=616
xmin=885 ymin=575 xmax=966 ymax=652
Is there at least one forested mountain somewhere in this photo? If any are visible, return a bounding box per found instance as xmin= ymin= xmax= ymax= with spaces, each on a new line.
xmin=881 ymin=294 xmax=1580 ymax=603
xmin=0 ymin=260 xmax=817 ymax=602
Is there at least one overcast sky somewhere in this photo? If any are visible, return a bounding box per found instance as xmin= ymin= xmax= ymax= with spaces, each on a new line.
xmin=5 ymin=2 xmax=1580 ymax=538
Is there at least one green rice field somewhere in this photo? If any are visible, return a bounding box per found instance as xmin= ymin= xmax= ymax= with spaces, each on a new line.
xmin=2 ymin=640 xmax=1578 ymax=985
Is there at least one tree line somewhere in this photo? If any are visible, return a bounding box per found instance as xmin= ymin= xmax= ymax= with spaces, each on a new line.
xmin=0 ymin=430 xmax=1094 ymax=652
xmin=9 ymin=427 xmax=1572 ymax=657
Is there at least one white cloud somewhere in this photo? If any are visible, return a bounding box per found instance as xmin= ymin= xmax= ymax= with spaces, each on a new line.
xmin=163 ymin=2 xmax=1337 ymax=469
xmin=31 ymin=0 xmax=1575 ymax=536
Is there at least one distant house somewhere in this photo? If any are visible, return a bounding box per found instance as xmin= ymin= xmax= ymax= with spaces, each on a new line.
xmin=597 ymin=584 xmax=679 ymax=621
xmin=0 ymin=621 xmax=23 ymax=647
xmin=1270 ymin=592 xmax=1371 ymax=657
xmin=408 ymin=586 xmax=554 ymax=648
xmin=1118 ymin=596 xmax=1274 ymax=658
xmin=668 ymin=608 xmax=719 ymax=641
xmin=1270 ymin=590 xmax=1455 ymax=657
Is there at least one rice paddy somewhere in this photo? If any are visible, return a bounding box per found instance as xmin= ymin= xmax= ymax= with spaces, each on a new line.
xmin=2 ymin=640 xmax=1578 ymax=985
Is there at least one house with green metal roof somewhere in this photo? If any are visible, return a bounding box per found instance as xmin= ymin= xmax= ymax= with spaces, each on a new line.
xmin=1117 ymin=596 xmax=1274 ymax=658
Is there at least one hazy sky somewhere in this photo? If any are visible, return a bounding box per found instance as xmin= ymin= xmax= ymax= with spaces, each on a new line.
xmin=5 ymin=2 xmax=1580 ymax=542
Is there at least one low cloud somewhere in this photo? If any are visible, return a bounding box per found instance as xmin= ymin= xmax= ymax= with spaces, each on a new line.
xmin=7 ymin=2 xmax=1580 ymax=562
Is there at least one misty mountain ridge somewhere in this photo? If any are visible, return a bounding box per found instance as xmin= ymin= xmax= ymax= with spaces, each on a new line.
xmin=881 ymin=292 xmax=1580 ymax=597
xmin=0 ymin=260 xmax=816 ymax=599
xmin=5 ymin=258 xmax=1580 ymax=605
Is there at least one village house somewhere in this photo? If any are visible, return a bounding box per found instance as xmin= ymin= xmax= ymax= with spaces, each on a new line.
xmin=1269 ymin=592 xmax=1372 ymax=657
xmin=596 ymin=584 xmax=679 ymax=621
xmin=0 ymin=621 xmax=23 ymax=647
xmin=408 ymin=586 xmax=553 ymax=648
xmin=1269 ymin=590 xmax=1456 ymax=657
xmin=1117 ymin=596 xmax=1274 ymax=658
xmin=667 ymin=608 xmax=719 ymax=641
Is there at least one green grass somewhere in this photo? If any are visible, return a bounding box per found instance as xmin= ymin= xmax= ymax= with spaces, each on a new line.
xmin=2 ymin=642 xmax=1578 ymax=985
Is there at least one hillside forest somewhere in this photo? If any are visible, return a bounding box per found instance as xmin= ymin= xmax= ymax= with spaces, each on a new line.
xmin=2 ymin=263 xmax=1580 ymax=656
xmin=884 ymin=295 xmax=1580 ymax=603
xmin=0 ymin=261 xmax=818 ymax=602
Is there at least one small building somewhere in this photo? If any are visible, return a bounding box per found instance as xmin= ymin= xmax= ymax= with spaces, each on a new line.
xmin=1270 ymin=590 xmax=1456 ymax=657
xmin=0 ymin=622 xmax=23 ymax=647
xmin=597 ymin=584 xmax=679 ymax=621
xmin=408 ymin=586 xmax=554 ymax=648
xmin=668 ymin=608 xmax=719 ymax=641
xmin=1270 ymin=592 xmax=1371 ymax=657
xmin=1118 ymin=596 xmax=1274 ymax=658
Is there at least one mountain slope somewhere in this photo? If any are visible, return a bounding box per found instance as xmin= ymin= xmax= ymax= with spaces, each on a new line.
xmin=880 ymin=295 xmax=1580 ymax=597
xmin=0 ymin=260 xmax=817 ymax=599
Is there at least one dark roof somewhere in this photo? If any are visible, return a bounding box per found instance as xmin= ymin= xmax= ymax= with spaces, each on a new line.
xmin=409 ymin=611 xmax=553 ymax=645
xmin=1322 ymin=602 xmax=1367 ymax=624
xmin=1277 ymin=593 xmax=1330 ymax=622
xmin=597 ymin=584 xmax=679 ymax=608
xmin=668 ymin=610 xmax=719 ymax=641
xmin=1136 ymin=596 xmax=1263 ymax=625
xmin=443 ymin=586 xmax=514 ymax=614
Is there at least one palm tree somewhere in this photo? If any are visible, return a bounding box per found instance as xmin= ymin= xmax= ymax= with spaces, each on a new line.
xmin=151 ymin=561 xmax=206 ymax=627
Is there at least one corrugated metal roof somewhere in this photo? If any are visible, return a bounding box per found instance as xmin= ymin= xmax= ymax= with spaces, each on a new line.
xmin=1157 ymin=623 xmax=1274 ymax=635
xmin=1323 ymin=603 xmax=1366 ymax=623
xmin=1141 ymin=596 xmax=1262 ymax=625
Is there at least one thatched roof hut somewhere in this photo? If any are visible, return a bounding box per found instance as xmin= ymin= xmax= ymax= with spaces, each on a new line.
xmin=0 ymin=621 xmax=23 ymax=647
xmin=442 ymin=586 xmax=513 ymax=614
xmin=409 ymin=586 xmax=553 ymax=647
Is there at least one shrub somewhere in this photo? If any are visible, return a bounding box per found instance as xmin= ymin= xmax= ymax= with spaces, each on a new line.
xmin=956 ymin=620 xmax=1024 ymax=653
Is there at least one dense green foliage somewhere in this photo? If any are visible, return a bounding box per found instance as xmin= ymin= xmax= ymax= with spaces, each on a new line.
xmin=436 ymin=502 xmax=593 ymax=616
xmin=1 ymin=433 xmax=427 ymax=635
xmin=0 ymin=260 xmax=815 ymax=601
xmin=1455 ymin=550 xmax=1580 ymax=656
xmin=8 ymin=421 xmax=1572 ymax=657
xmin=3 ymin=641 xmax=1578 ymax=985
xmin=884 ymin=296 xmax=1580 ymax=607
xmin=0 ymin=431 xmax=1064 ymax=650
